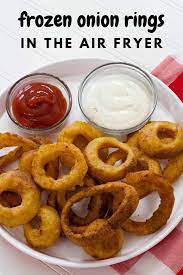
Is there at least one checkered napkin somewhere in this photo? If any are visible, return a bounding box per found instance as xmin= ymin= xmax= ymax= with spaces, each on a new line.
xmin=111 ymin=55 xmax=183 ymax=275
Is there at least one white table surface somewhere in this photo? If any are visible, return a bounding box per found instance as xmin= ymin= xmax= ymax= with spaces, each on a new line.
xmin=0 ymin=0 xmax=182 ymax=274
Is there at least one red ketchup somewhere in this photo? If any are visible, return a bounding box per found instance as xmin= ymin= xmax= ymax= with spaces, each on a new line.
xmin=12 ymin=82 xmax=67 ymax=128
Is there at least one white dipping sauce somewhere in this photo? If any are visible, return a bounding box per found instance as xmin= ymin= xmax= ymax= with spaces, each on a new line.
xmin=83 ymin=74 xmax=151 ymax=130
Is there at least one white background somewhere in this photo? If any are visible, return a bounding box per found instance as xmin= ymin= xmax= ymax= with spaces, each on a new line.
xmin=0 ymin=0 xmax=182 ymax=274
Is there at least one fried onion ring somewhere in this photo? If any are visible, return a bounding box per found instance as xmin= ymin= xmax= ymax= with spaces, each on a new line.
xmin=29 ymin=135 xmax=52 ymax=145
xmin=61 ymin=182 xmax=139 ymax=247
xmin=83 ymin=219 xmax=124 ymax=259
xmin=19 ymin=150 xmax=37 ymax=174
xmin=0 ymin=133 xmax=37 ymax=169
xmin=122 ymin=171 xmax=174 ymax=235
xmin=19 ymin=149 xmax=59 ymax=179
xmin=138 ymin=122 xmax=183 ymax=158
xmin=106 ymin=149 xmax=162 ymax=175
xmin=32 ymin=143 xmax=87 ymax=191
xmin=57 ymin=121 xmax=108 ymax=166
xmin=0 ymin=133 xmax=38 ymax=151
xmin=127 ymin=131 xmax=140 ymax=148
xmin=126 ymin=121 xmax=154 ymax=148
xmin=24 ymin=205 xmax=61 ymax=249
xmin=0 ymin=147 xmax=24 ymax=168
xmin=84 ymin=137 xmax=136 ymax=181
xmin=19 ymin=136 xmax=59 ymax=179
xmin=58 ymin=121 xmax=104 ymax=146
xmin=59 ymin=175 xmax=103 ymax=226
xmin=163 ymin=151 xmax=183 ymax=183
xmin=47 ymin=175 xmax=103 ymax=226
xmin=0 ymin=170 xmax=40 ymax=227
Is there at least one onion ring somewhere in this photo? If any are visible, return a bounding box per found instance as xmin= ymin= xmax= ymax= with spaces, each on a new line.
xmin=0 ymin=169 xmax=22 ymax=208
xmin=83 ymin=219 xmax=124 ymax=259
xmin=33 ymin=137 xmax=60 ymax=179
xmin=56 ymin=175 xmax=96 ymax=209
xmin=138 ymin=122 xmax=183 ymax=158
xmin=19 ymin=149 xmax=59 ymax=179
xmin=29 ymin=135 xmax=52 ymax=145
xmin=84 ymin=137 xmax=136 ymax=181
xmin=106 ymin=149 xmax=162 ymax=175
xmin=126 ymin=121 xmax=154 ymax=148
xmin=60 ymin=175 xmax=103 ymax=226
xmin=0 ymin=147 xmax=24 ymax=168
xmin=61 ymin=182 xmax=139 ymax=246
xmin=0 ymin=133 xmax=38 ymax=151
xmin=127 ymin=132 xmax=140 ymax=148
xmin=47 ymin=175 xmax=104 ymax=226
xmin=0 ymin=170 xmax=40 ymax=227
xmin=163 ymin=151 xmax=183 ymax=183
xmin=32 ymin=143 xmax=87 ymax=191
xmin=0 ymin=133 xmax=37 ymax=169
xmin=19 ymin=136 xmax=59 ymax=179
xmin=24 ymin=205 xmax=61 ymax=249
xmin=58 ymin=121 xmax=104 ymax=145
xmin=122 ymin=171 xmax=174 ymax=235
xmin=57 ymin=121 xmax=108 ymax=166
xmin=19 ymin=150 xmax=37 ymax=174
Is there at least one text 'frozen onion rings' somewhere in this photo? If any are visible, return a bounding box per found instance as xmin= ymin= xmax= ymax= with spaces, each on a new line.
xmin=84 ymin=137 xmax=136 ymax=181
xmin=122 ymin=171 xmax=174 ymax=235
xmin=0 ymin=170 xmax=40 ymax=227
xmin=61 ymin=182 xmax=139 ymax=247
xmin=24 ymin=205 xmax=61 ymax=249
xmin=138 ymin=121 xmax=183 ymax=158
xmin=32 ymin=143 xmax=88 ymax=191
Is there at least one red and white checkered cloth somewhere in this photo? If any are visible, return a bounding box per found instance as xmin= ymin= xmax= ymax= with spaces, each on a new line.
xmin=111 ymin=55 xmax=183 ymax=275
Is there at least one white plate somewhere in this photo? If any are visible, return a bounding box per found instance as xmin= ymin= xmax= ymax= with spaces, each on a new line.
xmin=0 ymin=58 xmax=182 ymax=269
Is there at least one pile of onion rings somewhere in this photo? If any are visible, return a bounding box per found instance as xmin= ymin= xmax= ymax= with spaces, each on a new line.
xmin=61 ymin=182 xmax=139 ymax=259
xmin=0 ymin=120 xmax=182 ymax=259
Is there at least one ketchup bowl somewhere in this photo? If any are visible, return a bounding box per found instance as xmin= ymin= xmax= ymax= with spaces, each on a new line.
xmin=6 ymin=73 xmax=72 ymax=134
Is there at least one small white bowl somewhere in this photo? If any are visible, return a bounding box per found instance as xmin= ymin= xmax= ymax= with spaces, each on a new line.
xmin=78 ymin=62 xmax=157 ymax=135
